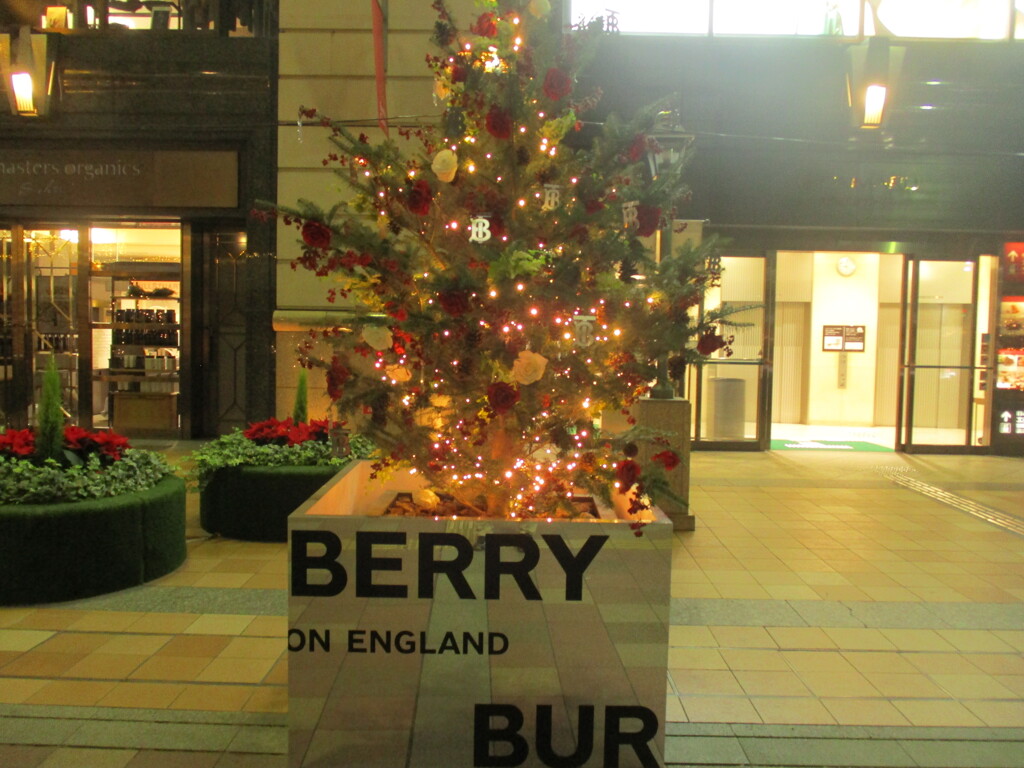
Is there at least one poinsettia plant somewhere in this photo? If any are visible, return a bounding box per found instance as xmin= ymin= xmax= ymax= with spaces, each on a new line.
xmin=0 ymin=425 xmax=171 ymax=505
xmin=186 ymin=417 xmax=374 ymax=492
xmin=268 ymin=0 xmax=737 ymax=519
xmin=0 ymin=425 xmax=130 ymax=464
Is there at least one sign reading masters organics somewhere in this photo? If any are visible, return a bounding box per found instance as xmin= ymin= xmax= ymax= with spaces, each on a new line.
xmin=288 ymin=463 xmax=671 ymax=768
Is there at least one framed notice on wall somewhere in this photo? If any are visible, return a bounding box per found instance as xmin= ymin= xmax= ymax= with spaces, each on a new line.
xmin=843 ymin=326 xmax=866 ymax=351
xmin=823 ymin=325 xmax=844 ymax=351
xmin=823 ymin=325 xmax=866 ymax=352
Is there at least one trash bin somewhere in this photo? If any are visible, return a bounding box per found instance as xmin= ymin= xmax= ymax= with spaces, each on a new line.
xmin=711 ymin=377 xmax=745 ymax=439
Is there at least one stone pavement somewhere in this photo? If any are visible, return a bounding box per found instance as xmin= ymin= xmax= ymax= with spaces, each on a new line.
xmin=0 ymin=446 xmax=1021 ymax=767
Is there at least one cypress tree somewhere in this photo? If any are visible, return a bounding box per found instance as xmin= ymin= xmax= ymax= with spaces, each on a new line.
xmin=36 ymin=357 xmax=65 ymax=463
xmin=292 ymin=369 xmax=308 ymax=424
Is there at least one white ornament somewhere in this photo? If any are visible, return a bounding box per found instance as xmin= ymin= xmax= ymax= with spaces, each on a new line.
xmin=362 ymin=325 xmax=393 ymax=351
xmin=512 ymin=350 xmax=548 ymax=385
xmin=528 ymin=0 xmax=551 ymax=18
xmin=469 ymin=215 xmax=493 ymax=243
xmin=413 ymin=488 xmax=441 ymax=510
xmin=622 ymin=200 xmax=638 ymax=229
xmin=572 ymin=315 xmax=597 ymax=347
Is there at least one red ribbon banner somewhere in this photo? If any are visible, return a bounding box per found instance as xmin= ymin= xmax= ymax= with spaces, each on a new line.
xmin=371 ymin=0 xmax=388 ymax=136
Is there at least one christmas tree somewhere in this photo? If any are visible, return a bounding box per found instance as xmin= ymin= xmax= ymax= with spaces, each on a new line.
xmin=273 ymin=0 xmax=731 ymax=519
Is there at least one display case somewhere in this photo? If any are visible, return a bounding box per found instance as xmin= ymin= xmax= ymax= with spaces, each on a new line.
xmin=90 ymin=262 xmax=181 ymax=435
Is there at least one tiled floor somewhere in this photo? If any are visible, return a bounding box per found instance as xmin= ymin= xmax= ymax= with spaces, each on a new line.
xmin=1 ymin=445 xmax=1022 ymax=767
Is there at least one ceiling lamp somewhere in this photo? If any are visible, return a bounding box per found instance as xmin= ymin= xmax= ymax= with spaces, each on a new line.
xmin=1 ymin=26 xmax=53 ymax=117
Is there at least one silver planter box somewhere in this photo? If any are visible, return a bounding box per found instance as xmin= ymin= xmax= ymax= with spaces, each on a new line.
xmin=289 ymin=460 xmax=671 ymax=768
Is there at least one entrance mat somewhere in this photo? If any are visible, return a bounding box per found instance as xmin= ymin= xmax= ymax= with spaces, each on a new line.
xmin=771 ymin=439 xmax=893 ymax=452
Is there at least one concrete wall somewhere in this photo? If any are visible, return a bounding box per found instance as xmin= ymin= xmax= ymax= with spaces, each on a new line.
xmin=275 ymin=0 xmax=479 ymax=417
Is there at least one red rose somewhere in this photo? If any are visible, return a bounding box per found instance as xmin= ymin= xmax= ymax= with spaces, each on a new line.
xmin=696 ymin=332 xmax=728 ymax=356
xmin=384 ymin=301 xmax=408 ymax=322
xmin=438 ymin=289 xmax=471 ymax=317
xmin=487 ymin=382 xmax=520 ymax=414
xmin=486 ymin=106 xmax=513 ymax=140
xmin=326 ymin=356 xmax=351 ymax=401
xmin=470 ymin=12 xmax=498 ymax=37
xmin=542 ymin=67 xmax=572 ymax=101
xmin=406 ymin=179 xmax=433 ymax=216
xmin=450 ymin=63 xmax=469 ymax=83
xmin=614 ymin=459 xmax=641 ymax=493
xmin=636 ymin=204 xmax=661 ymax=237
xmin=652 ymin=450 xmax=680 ymax=471
xmin=301 ymin=220 xmax=333 ymax=249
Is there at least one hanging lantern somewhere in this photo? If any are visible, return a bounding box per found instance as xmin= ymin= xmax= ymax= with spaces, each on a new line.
xmin=622 ymin=200 xmax=638 ymax=229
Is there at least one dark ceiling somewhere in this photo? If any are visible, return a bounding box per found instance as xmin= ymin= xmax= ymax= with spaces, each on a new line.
xmin=583 ymin=34 xmax=1024 ymax=233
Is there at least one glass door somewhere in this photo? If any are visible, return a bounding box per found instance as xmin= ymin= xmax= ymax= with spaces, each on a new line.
xmin=897 ymin=254 xmax=997 ymax=452
xmin=692 ymin=253 xmax=775 ymax=450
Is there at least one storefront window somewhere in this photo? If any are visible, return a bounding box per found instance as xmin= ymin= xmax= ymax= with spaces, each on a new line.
xmin=571 ymin=0 xmax=1018 ymax=38
xmin=88 ymin=225 xmax=182 ymax=436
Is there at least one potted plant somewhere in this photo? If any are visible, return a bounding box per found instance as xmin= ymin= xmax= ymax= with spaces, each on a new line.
xmin=190 ymin=373 xmax=374 ymax=542
xmin=0 ymin=358 xmax=185 ymax=605
xmin=277 ymin=2 xmax=730 ymax=764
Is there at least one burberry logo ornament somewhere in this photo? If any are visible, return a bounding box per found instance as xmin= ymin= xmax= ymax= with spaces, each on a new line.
xmin=469 ymin=216 xmax=492 ymax=243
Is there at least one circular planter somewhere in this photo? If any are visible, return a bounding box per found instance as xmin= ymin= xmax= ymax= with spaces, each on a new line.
xmin=0 ymin=474 xmax=187 ymax=605
xmin=199 ymin=464 xmax=340 ymax=542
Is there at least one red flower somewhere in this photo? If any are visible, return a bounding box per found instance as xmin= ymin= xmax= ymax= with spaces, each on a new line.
xmin=384 ymin=301 xmax=408 ymax=322
xmin=696 ymin=332 xmax=728 ymax=356
xmin=470 ymin=12 xmax=498 ymax=37
xmin=487 ymin=382 xmax=520 ymax=414
xmin=652 ymin=450 xmax=680 ymax=471
xmin=286 ymin=421 xmax=314 ymax=446
xmin=636 ymin=204 xmax=661 ymax=237
xmin=92 ymin=430 xmax=130 ymax=460
xmin=614 ymin=459 xmax=641 ymax=493
xmin=438 ymin=289 xmax=471 ymax=317
xmin=486 ymin=106 xmax=513 ymax=140
xmin=406 ymin=179 xmax=433 ymax=216
xmin=0 ymin=428 xmax=35 ymax=457
xmin=244 ymin=417 xmax=291 ymax=444
xmin=627 ymin=133 xmax=647 ymax=163
xmin=542 ymin=67 xmax=572 ymax=101
xmin=326 ymin=356 xmax=351 ymax=401
xmin=301 ymin=220 xmax=333 ymax=249
xmin=308 ymin=419 xmax=333 ymax=441
xmin=63 ymin=425 xmax=91 ymax=451
xmin=450 ymin=63 xmax=469 ymax=83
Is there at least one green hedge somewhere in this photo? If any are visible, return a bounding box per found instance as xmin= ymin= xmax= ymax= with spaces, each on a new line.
xmin=200 ymin=465 xmax=338 ymax=542
xmin=0 ymin=475 xmax=186 ymax=605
